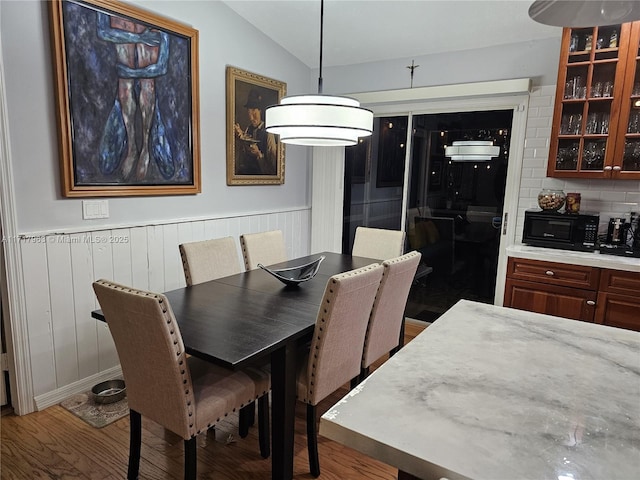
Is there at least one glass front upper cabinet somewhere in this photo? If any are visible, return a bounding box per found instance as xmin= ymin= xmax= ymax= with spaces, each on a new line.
xmin=548 ymin=21 xmax=640 ymax=179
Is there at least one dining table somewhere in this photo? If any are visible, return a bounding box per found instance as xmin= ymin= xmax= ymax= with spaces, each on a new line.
xmin=319 ymin=299 xmax=640 ymax=480
xmin=92 ymin=251 xmax=379 ymax=480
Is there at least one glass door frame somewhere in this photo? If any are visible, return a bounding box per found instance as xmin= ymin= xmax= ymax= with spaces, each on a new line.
xmin=310 ymin=79 xmax=531 ymax=306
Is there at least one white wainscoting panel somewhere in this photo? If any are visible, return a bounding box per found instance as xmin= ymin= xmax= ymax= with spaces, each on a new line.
xmin=26 ymin=209 xmax=310 ymax=410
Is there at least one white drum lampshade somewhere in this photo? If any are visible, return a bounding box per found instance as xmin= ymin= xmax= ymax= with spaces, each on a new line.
xmin=445 ymin=140 xmax=500 ymax=162
xmin=265 ymin=95 xmax=373 ymax=147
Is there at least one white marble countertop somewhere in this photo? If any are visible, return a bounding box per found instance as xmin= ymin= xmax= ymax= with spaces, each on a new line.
xmin=507 ymin=244 xmax=640 ymax=272
xmin=320 ymin=300 xmax=640 ymax=480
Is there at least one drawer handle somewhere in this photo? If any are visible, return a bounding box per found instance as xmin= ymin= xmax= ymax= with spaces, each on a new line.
xmin=586 ymin=300 xmax=595 ymax=306
xmin=604 ymin=166 xmax=613 ymax=171
xmin=545 ymin=270 xmax=555 ymax=276
xmin=612 ymin=166 xmax=622 ymax=171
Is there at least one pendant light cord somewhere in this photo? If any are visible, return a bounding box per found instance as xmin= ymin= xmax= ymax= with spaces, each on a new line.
xmin=318 ymin=0 xmax=324 ymax=94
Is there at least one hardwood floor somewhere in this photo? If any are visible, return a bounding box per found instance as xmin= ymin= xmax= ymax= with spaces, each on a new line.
xmin=1 ymin=321 xmax=427 ymax=479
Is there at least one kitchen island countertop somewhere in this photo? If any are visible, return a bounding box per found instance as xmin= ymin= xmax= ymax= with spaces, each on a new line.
xmin=320 ymin=299 xmax=640 ymax=480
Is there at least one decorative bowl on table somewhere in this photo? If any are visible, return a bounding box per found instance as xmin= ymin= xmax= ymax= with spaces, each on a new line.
xmin=92 ymin=379 xmax=126 ymax=404
xmin=258 ymin=255 xmax=325 ymax=286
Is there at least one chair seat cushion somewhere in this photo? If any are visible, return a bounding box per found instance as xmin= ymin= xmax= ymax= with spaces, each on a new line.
xmin=188 ymin=357 xmax=270 ymax=434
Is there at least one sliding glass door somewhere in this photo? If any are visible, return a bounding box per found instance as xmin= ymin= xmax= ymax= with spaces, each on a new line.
xmin=342 ymin=116 xmax=409 ymax=253
xmin=343 ymin=109 xmax=513 ymax=322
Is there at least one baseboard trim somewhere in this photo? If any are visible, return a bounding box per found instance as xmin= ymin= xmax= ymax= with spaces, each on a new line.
xmin=34 ymin=365 xmax=123 ymax=411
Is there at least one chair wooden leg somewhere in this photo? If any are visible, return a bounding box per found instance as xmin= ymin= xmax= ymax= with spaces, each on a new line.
xmin=184 ymin=437 xmax=197 ymax=480
xmin=306 ymin=404 xmax=320 ymax=477
xmin=258 ymin=394 xmax=270 ymax=458
xmin=239 ymin=402 xmax=255 ymax=438
xmin=128 ymin=409 xmax=141 ymax=480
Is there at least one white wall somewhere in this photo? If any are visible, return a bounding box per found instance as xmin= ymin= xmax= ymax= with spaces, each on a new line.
xmin=320 ymin=37 xmax=563 ymax=94
xmin=1 ymin=0 xmax=312 ymax=234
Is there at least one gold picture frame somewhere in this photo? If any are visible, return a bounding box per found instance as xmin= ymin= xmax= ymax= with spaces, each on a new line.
xmin=49 ymin=0 xmax=201 ymax=197
xmin=226 ymin=67 xmax=286 ymax=185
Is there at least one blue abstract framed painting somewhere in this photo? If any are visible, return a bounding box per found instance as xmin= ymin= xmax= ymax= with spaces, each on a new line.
xmin=49 ymin=0 xmax=200 ymax=196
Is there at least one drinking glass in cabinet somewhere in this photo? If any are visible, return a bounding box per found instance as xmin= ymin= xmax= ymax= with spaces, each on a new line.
xmin=603 ymin=81 xmax=613 ymax=97
xmin=590 ymin=81 xmax=603 ymax=98
xmin=628 ymin=111 xmax=640 ymax=133
xmin=563 ymin=76 xmax=585 ymax=99
xmin=633 ymin=82 xmax=640 ymax=97
xmin=556 ymin=143 xmax=579 ymax=170
xmin=623 ymin=140 xmax=640 ymax=171
xmin=561 ymin=113 xmax=582 ymax=135
xmin=582 ymin=141 xmax=605 ymax=170
xmin=587 ymin=112 xmax=610 ymax=134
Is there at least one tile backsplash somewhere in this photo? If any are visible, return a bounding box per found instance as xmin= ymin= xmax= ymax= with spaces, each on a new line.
xmin=516 ymin=85 xmax=640 ymax=241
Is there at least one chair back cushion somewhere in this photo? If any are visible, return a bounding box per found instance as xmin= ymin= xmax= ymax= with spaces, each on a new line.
xmin=240 ymin=230 xmax=287 ymax=270
xmin=299 ymin=263 xmax=383 ymax=405
xmin=92 ymin=280 xmax=196 ymax=439
xmin=362 ymin=251 xmax=421 ymax=369
xmin=179 ymin=236 xmax=242 ymax=286
xmin=352 ymin=226 xmax=405 ymax=260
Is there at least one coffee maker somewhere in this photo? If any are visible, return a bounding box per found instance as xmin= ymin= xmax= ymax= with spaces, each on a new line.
xmin=606 ymin=217 xmax=628 ymax=245
xmin=601 ymin=214 xmax=640 ymax=257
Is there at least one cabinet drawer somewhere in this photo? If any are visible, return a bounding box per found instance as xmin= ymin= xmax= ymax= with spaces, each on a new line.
xmin=599 ymin=269 xmax=640 ymax=295
xmin=504 ymin=279 xmax=596 ymax=322
xmin=507 ymin=257 xmax=599 ymax=290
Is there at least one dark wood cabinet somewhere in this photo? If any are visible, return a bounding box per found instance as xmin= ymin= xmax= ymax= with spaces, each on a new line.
xmin=505 ymin=257 xmax=639 ymax=331
xmin=548 ymin=21 xmax=640 ymax=179
xmin=504 ymin=278 xmax=596 ymax=322
xmin=595 ymin=269 xmax=640 ymax=330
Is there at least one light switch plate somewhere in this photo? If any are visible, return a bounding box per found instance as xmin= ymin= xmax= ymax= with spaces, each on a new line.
xmin=82 ymin=200 xmax=109 ymax=219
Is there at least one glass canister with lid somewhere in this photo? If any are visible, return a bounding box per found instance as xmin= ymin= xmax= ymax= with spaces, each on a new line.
xmin=538 ymin=189 xmax=566 ymax=211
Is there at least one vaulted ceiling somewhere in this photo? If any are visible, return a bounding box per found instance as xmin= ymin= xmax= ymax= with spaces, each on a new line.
xmin=222 ymin=0 xmax=561 ymax=68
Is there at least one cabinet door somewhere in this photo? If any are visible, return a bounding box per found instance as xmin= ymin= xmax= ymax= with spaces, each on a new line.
xmin=595 ymin=292 xmax=640 ymax=331
xmin=548 ymin=23 xmax=631 ymax=178
xmin=504 ymin=279 xmax=596 ymax=322
xmin=613 ymin=21 xmax=640 ymax=179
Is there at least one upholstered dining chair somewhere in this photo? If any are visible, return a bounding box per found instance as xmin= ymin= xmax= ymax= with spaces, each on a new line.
xmin=239 ymin=229 xmax=287 ymax=270
xmin=296 ymin=263 xmax=384 ymax=477
xmin=359 ymin=250 xmax=422 ymax=382
xmin=92 ymin=279 xmax=271 ymax=480
xmin=352 ymin=226 xmax=405 ymax=260
xmin=178 ymin=236 xmax=258 ymax=437
xmin=179 ymin=236 xmax=243 ymax=286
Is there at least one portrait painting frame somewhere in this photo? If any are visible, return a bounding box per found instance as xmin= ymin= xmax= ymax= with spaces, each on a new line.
xmin=49 ymin=0 xmax=201 ymax=197
xmin=226 ymin=66 xmax=286 ymax=185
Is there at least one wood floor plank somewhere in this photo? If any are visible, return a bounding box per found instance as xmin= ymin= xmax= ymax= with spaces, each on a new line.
xmin=1 ymin=324 xmax=426 ymax=479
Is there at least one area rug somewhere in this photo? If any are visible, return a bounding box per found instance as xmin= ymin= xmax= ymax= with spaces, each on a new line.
xmin=60 ymin=391 xmax=129 ymax=429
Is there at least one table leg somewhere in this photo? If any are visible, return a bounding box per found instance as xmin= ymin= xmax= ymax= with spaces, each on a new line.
xmin=271 ymin=341 xmax=298 ymax=480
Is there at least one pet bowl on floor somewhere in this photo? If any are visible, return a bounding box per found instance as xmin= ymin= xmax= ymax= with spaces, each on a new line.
xmin=92 ymin=379 xmax=126 ymax=404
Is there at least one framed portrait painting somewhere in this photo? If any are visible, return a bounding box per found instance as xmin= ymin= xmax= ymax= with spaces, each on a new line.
xmin=49 ymin=0 xmax=201 ymax=197
xmin=226 ymin=67 xmax=286 ymax=185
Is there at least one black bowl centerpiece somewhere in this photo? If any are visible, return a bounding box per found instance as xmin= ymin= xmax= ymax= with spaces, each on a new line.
xmin=258 ymin=255 xmax=325 ymax=287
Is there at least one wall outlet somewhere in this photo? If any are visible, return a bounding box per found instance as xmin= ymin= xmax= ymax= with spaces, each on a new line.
xmin=82 ymin=200 xmax=109 ymax=219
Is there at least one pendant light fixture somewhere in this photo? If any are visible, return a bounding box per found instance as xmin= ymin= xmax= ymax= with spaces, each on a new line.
xmin=528 ymin=1 xmax=640 ymax=27
xmin=445 ymin=140 xmax=500 ymax=162
xmin=265 ymin=0 xmax=373 ymax=147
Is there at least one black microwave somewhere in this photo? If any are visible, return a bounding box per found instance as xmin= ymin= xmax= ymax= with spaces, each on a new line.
xmin=523 ymin=210 xmax=599 ymax=251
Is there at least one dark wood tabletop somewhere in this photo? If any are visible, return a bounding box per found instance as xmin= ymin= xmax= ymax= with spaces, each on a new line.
xmin=92 ymin=251 xmax=379 ymax=480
